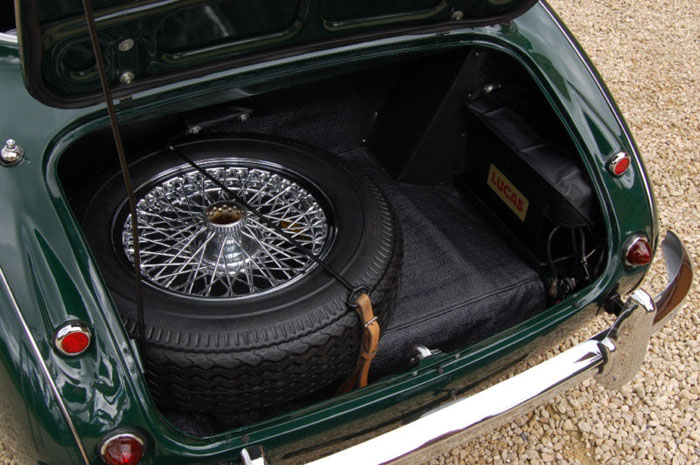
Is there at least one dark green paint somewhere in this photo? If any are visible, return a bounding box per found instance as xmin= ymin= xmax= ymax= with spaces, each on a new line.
xmin=0 ymin=2 xmax=656 ymax=463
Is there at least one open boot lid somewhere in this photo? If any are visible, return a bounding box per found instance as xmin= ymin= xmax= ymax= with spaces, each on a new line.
xmin=14 ymin=0 xmax=536 ymax=108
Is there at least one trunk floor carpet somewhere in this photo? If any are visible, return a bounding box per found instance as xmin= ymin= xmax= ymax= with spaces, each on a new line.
xmin=339 ymin=148 xmax=546 ymax=378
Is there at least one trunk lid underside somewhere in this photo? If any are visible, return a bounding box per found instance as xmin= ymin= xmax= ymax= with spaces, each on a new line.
xmin=15 ymin=0 xmax=536 ymax=107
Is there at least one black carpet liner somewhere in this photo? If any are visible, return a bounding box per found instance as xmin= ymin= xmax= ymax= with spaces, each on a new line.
xmin=339 ymin=148 xmax=546 ymax=377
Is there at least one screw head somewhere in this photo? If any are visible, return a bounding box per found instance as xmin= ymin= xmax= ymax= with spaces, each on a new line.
xmin=5 ymin=139 xmax=15 ymax=149
xmin=120 ymin=71 xmax=135 ymax=85
xmin=238 ymin=113 xmax=250 ymax=122
xmin=451 ymin=10 xmax=464 ymax=20
xmin=118 ymin=38 xmax=135 ymax=52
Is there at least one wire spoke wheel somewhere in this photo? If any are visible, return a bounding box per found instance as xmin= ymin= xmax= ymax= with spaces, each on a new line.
xmin=86 ymin=138 xmax=400 ymax=415
xmin=119 ymin=161 xmax=331 ymax=299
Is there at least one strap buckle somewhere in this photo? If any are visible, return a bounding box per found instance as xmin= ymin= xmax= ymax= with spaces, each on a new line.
xmin=347 ymin=285 xmax=370 ymax=308
xmin=364 ymin=316 xmax=378 ymax=328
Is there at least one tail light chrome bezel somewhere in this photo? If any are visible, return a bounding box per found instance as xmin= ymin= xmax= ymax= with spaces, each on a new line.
xmin=54 ymin=322 xmax=91 ymax=356
xmin=608 ymin=151 xmax=632 ymax=177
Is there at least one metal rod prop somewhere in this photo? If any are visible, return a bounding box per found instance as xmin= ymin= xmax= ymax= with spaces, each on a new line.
xmin=80 ymin=0 xmax=146 ymax=353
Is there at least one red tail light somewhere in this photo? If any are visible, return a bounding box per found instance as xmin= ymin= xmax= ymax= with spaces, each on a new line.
xmin=625 ymin=235 xmax=652 ymax=266
xmin=100 ymin=433 xmax=145 ymax=465
xmin=54 ymin=322 xmax=91 ymax=356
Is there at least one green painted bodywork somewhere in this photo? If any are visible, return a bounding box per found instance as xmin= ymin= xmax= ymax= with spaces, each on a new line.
xmin=0 ymin=2 xmax=656 ymax=463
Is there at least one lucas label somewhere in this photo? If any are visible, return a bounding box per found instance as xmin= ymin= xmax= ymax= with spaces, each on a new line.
xmin=487 ymin=164 xmax=529 ymax=222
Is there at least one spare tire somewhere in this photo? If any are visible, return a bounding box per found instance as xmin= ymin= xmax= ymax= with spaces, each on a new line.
xmin=82 ymin=137 xmax=401 ymax=414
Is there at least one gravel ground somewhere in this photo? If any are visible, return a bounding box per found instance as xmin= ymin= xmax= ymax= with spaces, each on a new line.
xmin=1 ymin=0 xmax=698 ymax=463
xmin=426 ymin=0 xmax=700 ymax=464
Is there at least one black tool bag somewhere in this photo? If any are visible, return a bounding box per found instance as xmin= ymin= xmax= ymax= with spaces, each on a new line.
xmin=462 ymin=85 xmax=598 ymax=258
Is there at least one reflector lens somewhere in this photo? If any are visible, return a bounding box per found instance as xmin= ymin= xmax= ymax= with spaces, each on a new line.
xmin=54 ymin=322 xmax=91 ymax=356
xmin=613 ymin=157 xmax=630 ymax=175
xmin=609 ymin=152 xmax=631 ymax=176
xmin=60 ymin=332 xmax=89 ymax=354
xmin=626 ymin=237 xmax=652 ymax=266
xmin=101 ymin=434 xmax=144 ymax=465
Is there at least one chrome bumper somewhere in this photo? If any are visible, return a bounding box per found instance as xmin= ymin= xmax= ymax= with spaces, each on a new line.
xmin=243 ymin=232 xmax=693 ymax=465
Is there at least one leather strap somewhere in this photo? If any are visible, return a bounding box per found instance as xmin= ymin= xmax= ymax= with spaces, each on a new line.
xmin=338 ymin=293 xmax=380 ymax=393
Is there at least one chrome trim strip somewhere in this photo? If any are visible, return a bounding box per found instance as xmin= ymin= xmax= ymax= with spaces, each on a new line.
xmin=0 ymin=267 xmax=90 ymax=465
xmin=539 ymin=1 xmax=656 ymax=223
xmin=0 ymin=32 xmax=18 ymax=44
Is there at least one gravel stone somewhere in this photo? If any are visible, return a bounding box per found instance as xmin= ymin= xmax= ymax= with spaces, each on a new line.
xmin=1 ymin=0 xmax=698 ymax=464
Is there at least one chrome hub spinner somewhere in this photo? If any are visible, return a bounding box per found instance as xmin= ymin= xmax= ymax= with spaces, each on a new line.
xmin=201 ymin=201 xmax=259 ymax=274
